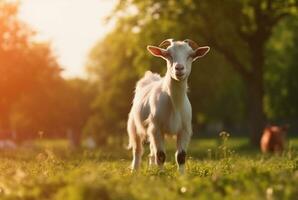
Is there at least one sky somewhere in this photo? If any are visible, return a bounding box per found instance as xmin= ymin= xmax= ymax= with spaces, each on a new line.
xmin=18 ymin=0 xmax=117 ymax=78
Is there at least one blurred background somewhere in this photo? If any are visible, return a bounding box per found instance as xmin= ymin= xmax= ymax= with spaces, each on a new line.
xmin=1 ymin=0 xmax=298 ymax=148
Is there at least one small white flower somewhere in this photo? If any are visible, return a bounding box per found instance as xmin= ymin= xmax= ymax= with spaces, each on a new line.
xmin=180 ymin=186 xmax=187 ymax=193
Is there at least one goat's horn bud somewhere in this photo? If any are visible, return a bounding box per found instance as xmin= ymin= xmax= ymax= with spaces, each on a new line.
xmin=184 ymin=39 xmax=199 ymax=50
xmin=159 ymin=39 xmax=173 ymax=49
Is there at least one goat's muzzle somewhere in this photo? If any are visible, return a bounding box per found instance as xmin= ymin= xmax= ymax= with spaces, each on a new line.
xmin=174 ymin=64 xmax=185 ymax=80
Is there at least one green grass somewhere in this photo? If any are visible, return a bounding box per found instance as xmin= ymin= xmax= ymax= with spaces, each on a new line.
xmin=0 ymin=137 xmax=298 ymax=200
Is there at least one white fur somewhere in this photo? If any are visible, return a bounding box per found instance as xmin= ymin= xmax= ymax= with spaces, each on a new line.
xmin=127 ymin=40 xmax=209 ymax=173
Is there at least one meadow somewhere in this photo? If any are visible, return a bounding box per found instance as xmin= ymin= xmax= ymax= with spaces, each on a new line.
xmin=1 ymin=1 xmax=298 ymax=200
xmin=0 ymin=135 xmax=297 ymax=200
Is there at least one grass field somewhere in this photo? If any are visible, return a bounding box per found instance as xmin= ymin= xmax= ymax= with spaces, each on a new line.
xmin=0 ymin=136 xmax=297 ymax=200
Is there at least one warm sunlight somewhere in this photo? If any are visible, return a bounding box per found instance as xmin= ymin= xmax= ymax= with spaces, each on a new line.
xmin=18 ymin=0 xmax=117 ymax=78
xmin=1 ymin=0 xmax=298 ymax=199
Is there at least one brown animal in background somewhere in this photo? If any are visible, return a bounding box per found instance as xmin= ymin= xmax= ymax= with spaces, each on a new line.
xmin=260 ymin=125 xmax=288 ymax=153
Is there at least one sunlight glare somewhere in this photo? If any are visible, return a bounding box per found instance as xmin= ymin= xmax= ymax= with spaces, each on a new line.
xmin=18 ymin=0 xmax=117 ymax=78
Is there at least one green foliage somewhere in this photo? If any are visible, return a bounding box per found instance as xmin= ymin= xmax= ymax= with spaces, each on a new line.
xmin=0 ymin=2 xmax=93 ymax=141
xmin=86 ymin=0 xmax=253 ymax=140
xmin=86 ymin=0 xmax=298 ymax=143
xmin=62 ymin=78 xmax=95 ymax=132
xmin=0 ymin=138 xmax=297 ymax=199
xmin=0 ymin=1 xmax=61 ymax=133
xmin=265 ymin=17 xmax=298 ymax=119
xmin=0 ymin=1 xmax=61 ymax=130
xmin=84 ymin=31 xmax=140 ymax=143
xmin=9 ymin=77 xmax=93 ymax=141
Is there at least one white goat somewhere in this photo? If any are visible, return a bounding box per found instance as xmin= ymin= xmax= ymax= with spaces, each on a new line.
xmin=127 ymin=39 xmax=210 ymax=173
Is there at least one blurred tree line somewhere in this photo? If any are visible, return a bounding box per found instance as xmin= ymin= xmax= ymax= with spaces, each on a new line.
xmin=0 ymin=1 xmax=94 ymax=143
xmin=1 ymin=0 xmax=298 ymax=146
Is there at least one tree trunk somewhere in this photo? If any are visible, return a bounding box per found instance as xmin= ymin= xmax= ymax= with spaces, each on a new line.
xmin=246 ymin=77 xmax=266 ymax=146
xmin=246 ymin=41 xmax=266 ymax=146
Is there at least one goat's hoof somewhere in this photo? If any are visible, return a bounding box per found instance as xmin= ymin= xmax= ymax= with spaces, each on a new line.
xmin=177 ymin=150 xmax=186 ymax=165
xmin=130 ymin=163 xmax=139 ymax=173
xmin=130 ymin=167 xmax=139 ymax=173
xmin=178 ymin=165 xmax=185 ymax=175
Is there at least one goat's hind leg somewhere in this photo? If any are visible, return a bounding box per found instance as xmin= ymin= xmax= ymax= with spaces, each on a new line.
xmin=148 ymin=142 xmax=155 ymax=166
xmin=132 ymin=134 xmax=143 ymax=171
xmin=127 ymin=117 xmax=143 ymax=171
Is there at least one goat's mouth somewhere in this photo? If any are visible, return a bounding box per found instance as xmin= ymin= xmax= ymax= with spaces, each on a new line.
xmin=175 ymin=72 xmax=185 ymax=80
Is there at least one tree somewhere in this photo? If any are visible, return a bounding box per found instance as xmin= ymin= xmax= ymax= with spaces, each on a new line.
xmin=85 ymin=29 xmax=139 ymax=144
xmin=198 ymin=0 xmax=297 ymax=145
xmin=10 ymin=76 xmax=94 ymax=143
xmin=265 ymin=17 xmax=298 ymax=120
xmin=0 ymin=1 xmax=61 ymax=132
xmin=86 ymin=4 xmax=247 ymax=143
xmin=63 ymin=78 xmax=95 ymax=147
xmin=111 ymin=0 xmax=298 ymax=145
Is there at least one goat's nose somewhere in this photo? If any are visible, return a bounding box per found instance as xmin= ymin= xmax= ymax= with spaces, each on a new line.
xmin=175 ymin=64 xmax=184 ymax=71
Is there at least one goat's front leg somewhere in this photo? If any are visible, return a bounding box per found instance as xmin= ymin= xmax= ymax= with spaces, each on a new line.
xmin=148 ymin=124 xmax=166 ymax=168
xmin=176 ymin=129 xmax=192 ymax=174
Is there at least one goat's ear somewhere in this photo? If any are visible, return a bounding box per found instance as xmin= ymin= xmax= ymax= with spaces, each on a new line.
xmin=147 ymin=45 xmax=168 ymax=59
xmin=192 ymin=46 xmax=210 ymax=61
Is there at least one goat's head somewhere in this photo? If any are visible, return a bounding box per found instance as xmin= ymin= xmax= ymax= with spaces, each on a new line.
xmin=147 ymin=39 xmax=210 ymax=81
xmin=264 ymin=124 xmax=289 ymax=138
